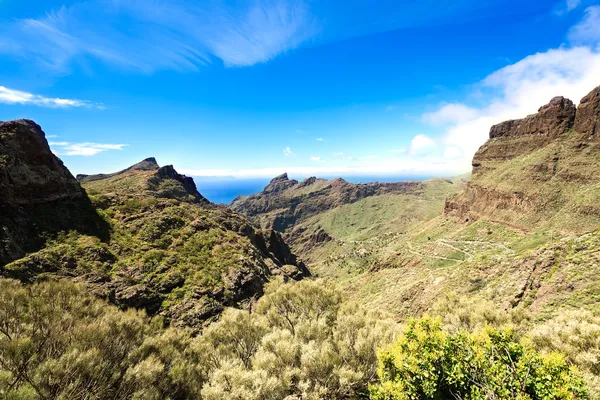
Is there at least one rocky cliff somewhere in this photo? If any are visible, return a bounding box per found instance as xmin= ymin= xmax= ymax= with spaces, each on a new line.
xmin=231 ymin=173 xmax=423 ymax=232
xmin=444 ymin=85 xmax=600 ymax=233
xmin=0 ymin=119 xmax=308 ymax=329
xmin=0 ymin=120 xmax=108 ymax=265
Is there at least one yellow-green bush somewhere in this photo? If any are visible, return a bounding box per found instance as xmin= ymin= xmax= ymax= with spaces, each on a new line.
xmin=370 ymin=316 xmax=589 ymax=400
xmin=527 ymin=310 xmax=600 ymax=397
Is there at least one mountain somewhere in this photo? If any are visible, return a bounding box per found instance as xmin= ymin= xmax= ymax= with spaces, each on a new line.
xmin=0 ymin=120 xmax=308 ymax=329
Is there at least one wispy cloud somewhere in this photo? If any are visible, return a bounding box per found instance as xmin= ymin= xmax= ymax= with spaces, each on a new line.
xmin=0 ymin=85 xmax=96 ymax=108
xmin=316 ymin=137 xmax=324 ymax=141
xmin=0 ymin=0 xmax=317 ymax=73
xmin=568 ymin=5 xmax=600 ymax=45
xmin=50 ymin=141 xmax=127 ymax=156
xmin=554 ymin=0 xmax=582 ymax=15
xmin=310 ymin=155 xmax=321 ymax=161
xmin=385 ymin=105 xmax=397 ymax=112
xmin=283 ymin=146 xmax=295 ymax=156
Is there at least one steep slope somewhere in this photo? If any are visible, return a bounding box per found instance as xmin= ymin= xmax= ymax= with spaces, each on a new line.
xmin=0 ymin=120 xmax=308 ymax=329
xmin=0 ymin=119 xmax=108 ymax=265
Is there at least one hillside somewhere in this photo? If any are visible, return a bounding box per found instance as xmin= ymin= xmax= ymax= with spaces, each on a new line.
xmin=0 ymin=120 xmax=308 ymax=329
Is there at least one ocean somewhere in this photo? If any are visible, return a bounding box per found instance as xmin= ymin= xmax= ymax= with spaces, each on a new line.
xmin=193 ymin=175 xmax=436 ymax=205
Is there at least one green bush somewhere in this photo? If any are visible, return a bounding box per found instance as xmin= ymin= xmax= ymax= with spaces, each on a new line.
xmin=370 ymin=316 xmax=589 ymax=400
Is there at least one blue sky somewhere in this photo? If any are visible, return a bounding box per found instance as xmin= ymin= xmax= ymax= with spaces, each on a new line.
xmin=1 ymin=0 xmax=600 ymax=179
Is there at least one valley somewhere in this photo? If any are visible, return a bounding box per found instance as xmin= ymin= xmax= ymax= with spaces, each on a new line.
xmin=2 ymin=85 xmax=600 ymax=398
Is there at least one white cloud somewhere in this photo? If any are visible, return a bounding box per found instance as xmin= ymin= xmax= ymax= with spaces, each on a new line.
xmin=443 ymin=146 xmax=463 ymax=160
xmin=568 ymin=6 xmax=600 ymax=45
xmin=316 ymin=137 xmax=324 ymax=141
xmin=283 ymin=146 xmax=294 ymax=156
xmin=50 ymin=141 xmax=127 ymax=156
xmin=422 ymin=103 xmax=479 ymax=126
xmin=310 ymin=156 xmax=321 ymax=161
xmin=0 ymin=0 xmax=317 ymax=73
xmin=407 ymin=134 xmax=436 ymax=156
xmin=0 ymin=85 xmax=95 ymax=108
xmin=389 ymin=148 xmax=407 ymax=153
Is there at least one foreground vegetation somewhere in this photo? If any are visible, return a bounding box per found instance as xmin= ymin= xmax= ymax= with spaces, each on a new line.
xmin=1 ymin=278 xmax=597 ymax=399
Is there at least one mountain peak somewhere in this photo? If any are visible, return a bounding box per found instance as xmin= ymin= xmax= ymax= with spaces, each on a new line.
xmin=270 ymin=172 xmax=289 ymax=183
xmin=129 ymin=157 xmax=160 ymax=171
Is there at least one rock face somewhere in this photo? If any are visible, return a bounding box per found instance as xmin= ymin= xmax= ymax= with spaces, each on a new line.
xmin=0 ymin=119 xmax=308 ymax=330
xmin=574 ymin=85 xmax=600 ymax=138
xmin=445 ymin=85 xmax=600 ymax=233
xmin=1 ymin=120 xmax=84 ymax=204
xmin=489 ymin=96 xmax=576 ymax=139
xmin=0 ymin=120 xmax=108 ymax=265
xmin=232 ymin=175 xmax=423 ymax=232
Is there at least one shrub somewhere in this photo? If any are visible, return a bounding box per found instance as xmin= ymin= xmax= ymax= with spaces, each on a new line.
xmin=370 ymin=316 xmax=589 ymax=400
xmin=527 ymin=310 xmax=600 ymax=397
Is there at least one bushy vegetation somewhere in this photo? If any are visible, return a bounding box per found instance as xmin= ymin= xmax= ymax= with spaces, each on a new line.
xmin=528 ymin=310 xmax=600 ymax=396
xmin=0 ymin=278 xmax=396 ymax=399
xmin=370 ymin=316 xmax=589 ymax=400
xmin=2 ymin=276 xmax=595 ymax=400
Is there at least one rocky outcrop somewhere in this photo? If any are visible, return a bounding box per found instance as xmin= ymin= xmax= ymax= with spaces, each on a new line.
xmin=472 ymin=97 xmax=577 ymax=175
xmin=0 ymin=120 xmax=108 ymax=266
xmin=444 ymin=85 xmax=600 ymax=233
xmin=148 ymin=165 xmax=208 ymax=203
xmin=489 ymin=96 xmax=576 ymax=139
xmin=232 ymin=175 xmax=422 ymax=232
xmin=1 ymin=120 xmax=85 ymax=204
xmin=574 ymin=85 xmax=600 ymax=138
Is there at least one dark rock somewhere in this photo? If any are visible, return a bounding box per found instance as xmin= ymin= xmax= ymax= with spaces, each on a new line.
xmin=148 ymin=165 xmax=208 ymax=203
xmin=489 ymin=96 xmax=576 ymax=139
xmin=0 ymin=120 xmax=109 ymax=266
xmin=574 ymin=85 xmax=600 ymax=138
